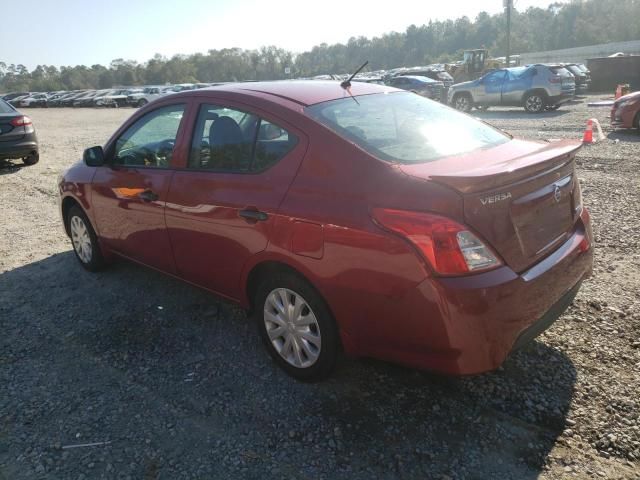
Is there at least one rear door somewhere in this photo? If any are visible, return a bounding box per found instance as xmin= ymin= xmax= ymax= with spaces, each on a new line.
xmin=165 ymin=100 xmax=308 ymax=299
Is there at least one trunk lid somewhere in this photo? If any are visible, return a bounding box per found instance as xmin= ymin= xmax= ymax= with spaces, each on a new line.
xmin=398 ymin=139 xmax=582 ymax=273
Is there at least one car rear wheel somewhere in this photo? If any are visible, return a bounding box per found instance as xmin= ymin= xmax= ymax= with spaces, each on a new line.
xmin=524 ymin=92 xmax=546 ymax=113
xmin=67 ymin=205 xmax=105 ymax=272
xmin=634 ymin=112 xmax=640 ymax=133
xmin=453 ymin=94 xmax=472 ymax=113
xmin=254 ymin=271 xmax=339 ymax=381
xmin=137 ymin=99 xmax=148 ymax=108
xmin=23 ymin=152 xmax=39 ymax=166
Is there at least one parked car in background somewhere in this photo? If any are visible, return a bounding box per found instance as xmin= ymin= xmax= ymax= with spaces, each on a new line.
xmin=2 ymin=92 xmax=30 ymax=102
xmin=129 ymin=86 xmax=176 ymax=107
xmin=95 ymin=89 xmax=141 ymax=107
xmin=17 ymin=93 xmax=49 ymax=108
xmin=58 ymin=80 xmax=593 ymax=381
xmin=563 ymin=63 xmax=591 ymax=92
xmin=611 ymin=90 xmax=640 ymax=132
xmin=392 ymin=67 xmax=454 ymax=89
xmin=126 ymin=86 xmax=165 ymax=107
xmin=448 ymin=64 xmax=576 ymax=113
xmin=388 ymin=75 xmax=445 ymax=101
xmin=0 ymin=98 xmax=39 ymax=165
xmin=73 ymin=90 xmax=105 ymax=107
xmin=54 ymin=91 xmax=88 ymax=107
xmin=8 ymin=94 xmax=31 ymax=107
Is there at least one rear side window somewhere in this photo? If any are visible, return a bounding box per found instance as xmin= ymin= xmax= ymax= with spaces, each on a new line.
xmin=0 ymin=99 xmax=14 ymax=114
xmin=307 ymin=91 xmax=509 ymax=164
xmin=188 ymin=104 xmax=298 ymax=172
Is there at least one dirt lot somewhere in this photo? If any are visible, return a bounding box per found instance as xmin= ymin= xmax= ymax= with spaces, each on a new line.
xmin=1 ymin=98 xmax=639 ymax=480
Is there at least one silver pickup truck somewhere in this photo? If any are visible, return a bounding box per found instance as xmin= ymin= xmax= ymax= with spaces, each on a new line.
xmin=448 ymin=64 xmax=576 ymax=113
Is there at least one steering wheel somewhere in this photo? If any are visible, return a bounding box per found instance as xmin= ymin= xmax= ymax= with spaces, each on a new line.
xmin=155 ymin=140 xmax=175 ymax=167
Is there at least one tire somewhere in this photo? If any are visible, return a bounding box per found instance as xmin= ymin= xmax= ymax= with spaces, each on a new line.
xmin=66 ymin=205 xmax=106 ymax=272
xmin=524 ymin=92 xmax=546 ymax=113
xmin=634 ymin=112 xmax=640 ymax=133
xmin=453 ymin=93 xmax=473 ymax=113
xmin=137 ymin=99 xmax=148 ymax=108
xmin=23 ymin=152 xmax=39 ymax=166
xmin=254 ymin=271 xmax=339 ymax=381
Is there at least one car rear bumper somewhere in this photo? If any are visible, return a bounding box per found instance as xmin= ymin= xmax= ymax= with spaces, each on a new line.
xmin=0 ymin=135 xmax=38 ymax=160
xmin=352 ymin=211 xmax=593 ymax=375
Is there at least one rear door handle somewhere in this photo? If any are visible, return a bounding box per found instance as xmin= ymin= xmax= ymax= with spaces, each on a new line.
xmin=139 ymin=190 xmax=159 ymax=202
xmin=239 ymin=209 xmax=268 ymax=222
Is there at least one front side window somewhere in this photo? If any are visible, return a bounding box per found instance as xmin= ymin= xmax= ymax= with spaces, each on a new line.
xmin=188 ymin=104 xmax=298 ymax=172
xmin=307 ymin=92 xmax=509 ymax=164
xmin=113 ymin=104 xmax=185 ymax=168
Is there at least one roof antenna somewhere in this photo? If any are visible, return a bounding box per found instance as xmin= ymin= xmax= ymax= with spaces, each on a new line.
xmin=341 ymin=61 xmax=369 ymax=89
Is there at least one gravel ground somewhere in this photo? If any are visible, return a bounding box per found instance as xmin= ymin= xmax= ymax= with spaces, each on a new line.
xmin=1 ymin=97 xmax=639 ymax=480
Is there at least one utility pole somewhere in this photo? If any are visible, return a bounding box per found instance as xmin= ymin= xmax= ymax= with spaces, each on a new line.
xmin=505 ymin=0 xmax=512 ymax=66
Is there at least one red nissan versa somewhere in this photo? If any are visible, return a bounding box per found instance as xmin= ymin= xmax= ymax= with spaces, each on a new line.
xmin=58 ymin=81 xmax=593 ymax=381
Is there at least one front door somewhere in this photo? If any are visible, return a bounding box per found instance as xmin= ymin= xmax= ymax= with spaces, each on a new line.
xmin=476 ymin=70 xmax=506 ymax=105
xmin=165 ymin=101 xmax=307 ymax=300
xmin=91 ymin=103 xmax=188 ymax=273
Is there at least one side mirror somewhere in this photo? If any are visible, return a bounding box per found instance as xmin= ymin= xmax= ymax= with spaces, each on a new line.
xmin=83 ymin=146 xmax=105 ymax=167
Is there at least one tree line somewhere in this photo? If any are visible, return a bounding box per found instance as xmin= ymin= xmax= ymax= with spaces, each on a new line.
xmin=1 ymin=0 xmax=638 ymax=93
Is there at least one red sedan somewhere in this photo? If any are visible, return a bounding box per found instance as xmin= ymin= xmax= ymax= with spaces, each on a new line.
xmin=58 ymin=81 xmax=593 ymax=380
xmin=611 ymin=90 xmax=640 ymax=132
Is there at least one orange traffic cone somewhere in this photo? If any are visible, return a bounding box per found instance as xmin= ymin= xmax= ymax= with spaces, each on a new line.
xmin=615 ymin=85 xmax=623 ymax=99
xmin=582 ymin=119 xmax=594 ymax=143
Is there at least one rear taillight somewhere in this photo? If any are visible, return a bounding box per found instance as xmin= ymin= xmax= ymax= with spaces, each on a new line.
xmin=10 ymin=116 xmax=32 ymax=127
xmin=372 ymin=208 xmax=502 ymax=276
xmin=549 ymin=76 xmax=562 ymax=84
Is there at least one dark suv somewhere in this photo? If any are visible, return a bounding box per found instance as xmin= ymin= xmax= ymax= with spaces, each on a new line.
xmin=563 ymin=64 xmax=591 ymax=92
xmin=389 ymin=75 xmax=446 ymax=101
xmin=0 ymin=98 xmax=39 ymax=165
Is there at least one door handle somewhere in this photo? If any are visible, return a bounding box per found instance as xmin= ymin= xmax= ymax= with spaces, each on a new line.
xmin=239 ymin=209 xmax=268 ymax=222
xmin=139 ymin=190 xmax=159 ymax=202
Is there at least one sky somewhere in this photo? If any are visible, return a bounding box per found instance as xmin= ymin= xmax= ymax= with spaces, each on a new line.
xmin=1 ymin=0 xmax=563 ymax=69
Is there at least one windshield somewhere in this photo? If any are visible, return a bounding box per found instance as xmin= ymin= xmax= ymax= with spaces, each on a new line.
xmin=306 ymin=92 xmax=509 ymax=164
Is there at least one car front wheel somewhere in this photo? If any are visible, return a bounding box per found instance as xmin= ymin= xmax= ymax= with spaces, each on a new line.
xmin=524 ymin=93 xmax=546 ymax=113
xmin=453 ymin=94 xmax=473 ymax=113
xmin=67 ymin=205 xmax=105 ymax=271
xmin=254 ymin=271 xmax=339 ymax=381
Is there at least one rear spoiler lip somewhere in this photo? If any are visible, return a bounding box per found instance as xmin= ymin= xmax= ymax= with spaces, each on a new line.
xmin=425 ymin=139 xmax=582 ymax=195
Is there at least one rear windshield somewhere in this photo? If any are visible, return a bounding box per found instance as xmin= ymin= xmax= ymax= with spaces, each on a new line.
xmin=306 ymin=92 xmax=509 ymax=164
xmin=0 ymin=99 xmax=14 ymax=113
xmin=550 ymin=66 xmax=572 ymax=77
xmin=565 ymin=65 xmax=583 ymax=76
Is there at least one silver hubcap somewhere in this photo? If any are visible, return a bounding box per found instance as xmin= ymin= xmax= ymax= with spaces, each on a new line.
xmin=264 ymin=288 xmax=321 ymax=369
xmin=70 ymin=215 xmax=92 ymax=264
xmin=455 ymin=97 xmax=469 ymax=111
xmin=526 ymin=95 xmax=542 ymax=111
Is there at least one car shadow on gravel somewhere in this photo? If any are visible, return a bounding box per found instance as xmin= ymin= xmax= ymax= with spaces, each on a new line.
xmin=0 ymin=161 xmax=24 ymax=175
xmin=608 ymin=130 xmax=640 ymax=143
xmin=1 ymin=252 xmax=576 ymax=480
xmin=474 ymin=110 xmax=570 ymax=121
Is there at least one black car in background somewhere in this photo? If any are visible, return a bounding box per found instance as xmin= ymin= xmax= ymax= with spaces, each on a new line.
xmin=0 ymin=98 xmax=39 ymax=166
xmin=564 ymin=63 xmax=591 ymax=92
xmin=388 ymin=75 xmax=446 ymax=101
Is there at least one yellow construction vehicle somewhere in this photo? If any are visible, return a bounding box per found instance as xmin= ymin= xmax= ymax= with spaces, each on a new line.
xmin=446 ymin=49 xmax=521 ymax=83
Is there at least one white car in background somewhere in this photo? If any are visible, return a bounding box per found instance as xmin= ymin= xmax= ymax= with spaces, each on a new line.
xmin=17 ymin=93 xmax=49 ymax=107
xmin=94 ymin=89 xmax=141 ymax=108
xmin=127 ymin=86 xmax=175 ymax=107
